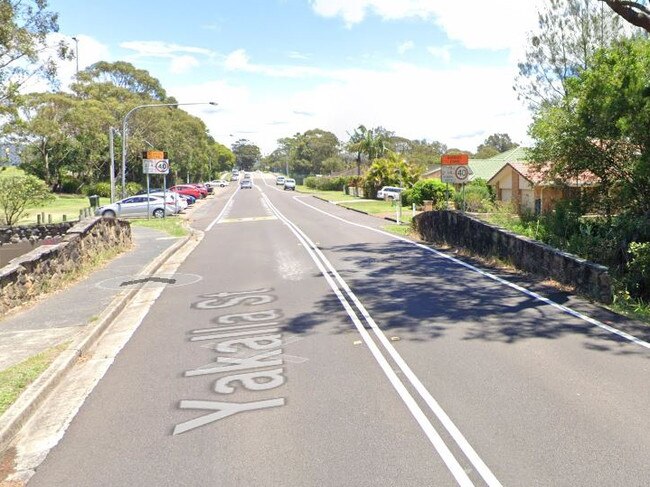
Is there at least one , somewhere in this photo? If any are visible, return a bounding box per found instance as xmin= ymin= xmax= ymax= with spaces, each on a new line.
xmin=240 ymin=179 xmax=253 ymax=189
xmin=283 ymin=178 xmax=296 ymax=191
xmin=276 ymin=176 xmax=285 ymax=185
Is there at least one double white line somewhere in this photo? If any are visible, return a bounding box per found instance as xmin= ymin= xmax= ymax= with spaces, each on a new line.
xmin=258 ymin=187 xmax=501 ymax=487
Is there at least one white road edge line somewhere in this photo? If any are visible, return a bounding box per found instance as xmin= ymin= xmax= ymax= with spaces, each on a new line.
xmin=293 ymin=195 xmax=650 ymax=351
xmin=205 ymin=186 xmax=240 ymax=231
xmin=257 ymin=186 xmax=482 ymax=487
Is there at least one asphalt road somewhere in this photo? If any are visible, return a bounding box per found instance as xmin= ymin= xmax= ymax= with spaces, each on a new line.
xmin=27 ymin=173 xmax=650 ymax=486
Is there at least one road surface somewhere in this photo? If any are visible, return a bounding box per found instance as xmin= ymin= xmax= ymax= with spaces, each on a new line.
xmin=25 ymin=173 xmax=650 ymax=486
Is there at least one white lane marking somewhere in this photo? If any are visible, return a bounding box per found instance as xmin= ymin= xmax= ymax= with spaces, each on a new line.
xmin=282 ymin=216 xmax=502 ymax=486
xmin=294 ymin=196 xmax=650 ymax=351
xmin=206 ymin=186 xmax=240 ymax=231
xmin=259 ymin=173 xmax=285 ymax=192
xmin=259 ymin=196 xmax=274 ymax=216
xmin=257 ymin=187 xmax=479 ymax=487
xmin=219 ymin=216 xmax=278 ymax=224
